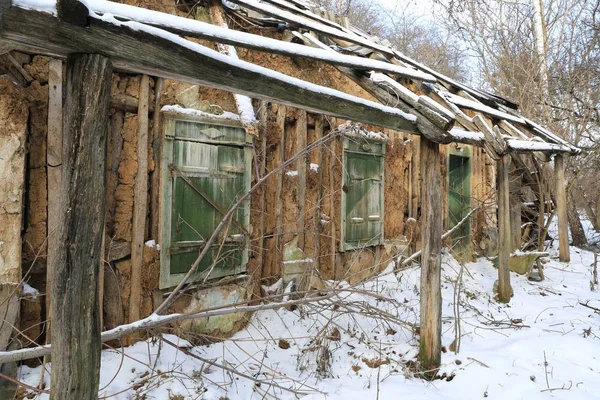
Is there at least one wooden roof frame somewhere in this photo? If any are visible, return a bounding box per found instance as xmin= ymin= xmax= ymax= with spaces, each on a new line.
xmin=0 ymin=0 xmax=580 ymax=155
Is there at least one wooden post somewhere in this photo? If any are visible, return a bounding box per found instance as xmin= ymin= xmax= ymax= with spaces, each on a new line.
xmin=150 ymin=77 xmax=164 ymax=241
xmin=50 ymin=53 xmax=111 ymax=400
xmin=129 ymin=75 xmax=149 ymax=325
xmin=497 ymin=154 xmax=512 ymax=303
xmin=419 ymin=137 xmax=442 ymax=376
xmin=46 ymin=58 xmax=62 ymax=342
xmin=555 ymin=155 xmax=570 ymax=262
xmin=297 ymin=110 xmax=307 ymax=250
xmin=274 ymin=105 xmax=286 ymax=278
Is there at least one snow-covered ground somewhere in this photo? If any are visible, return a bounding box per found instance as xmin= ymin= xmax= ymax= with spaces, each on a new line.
xmin=19 ymin=223 xmax=600 ymax=399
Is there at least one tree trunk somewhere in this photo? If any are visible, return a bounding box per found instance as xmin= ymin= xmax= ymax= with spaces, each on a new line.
xmin=568 ymin=192 xmax=587 ymax=247
xmin=497 ymin=154 xmax=512 ymax=303
xmin=418 ymin=137 xmax=442 ymax=377
xmin=50 ymin=53 xmax=111 ymax=400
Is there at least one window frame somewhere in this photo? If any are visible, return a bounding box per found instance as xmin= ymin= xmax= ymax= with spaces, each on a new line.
xmin=340 ymin=134 xmax=387 ymax=252
xmin=159 ymin=110 xmax=253 ymax=289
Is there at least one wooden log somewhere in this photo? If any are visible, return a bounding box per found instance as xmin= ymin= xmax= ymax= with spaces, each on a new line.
xmin=129 ymin=74 xmax=149 ymax=326
xmin=0 ymin=5 xmax=419 ymax=135
xmin=110 ymin=93 xmax=155 ymax=114
xmin=419 ymin=136 xmax=443 ymax=376
xmin=50 ymin=53 xmax=111 ymax=400
xmin=297 ymin=110 xmax=307 ymax=250
xmin=555 ymin=155 xmax=570 ymax=262
xmin=497 ymin=154 xmax=512 ymax=303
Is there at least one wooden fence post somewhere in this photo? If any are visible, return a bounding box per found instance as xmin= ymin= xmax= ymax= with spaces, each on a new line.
xmin=50 ymin=53 xmax=111 ymax=400
xmin=419 ymin=136 xmax=442 ymax=377
xmin=497 ymin=154 xmax=512 ymax=303
xmin=555 ymin=155 xmax=570 ymax=262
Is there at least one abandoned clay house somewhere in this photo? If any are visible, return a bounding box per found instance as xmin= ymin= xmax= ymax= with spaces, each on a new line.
xmin=0 ymin=0 xmax=579 ymax=360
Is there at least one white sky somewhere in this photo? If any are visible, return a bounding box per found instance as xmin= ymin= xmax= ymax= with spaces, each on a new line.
xmin=377 ymin=0 xmax=439 ymax=19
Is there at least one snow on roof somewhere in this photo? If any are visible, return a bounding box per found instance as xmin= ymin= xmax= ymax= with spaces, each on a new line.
xmin=12 ymin=0 xmax=579 ymax=153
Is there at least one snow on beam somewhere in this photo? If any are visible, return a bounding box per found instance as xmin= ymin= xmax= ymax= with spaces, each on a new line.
xmin=37 ymin=0 xmax=438 ymax=83
xmin=0 ymin=1 xmax=420 ymax=133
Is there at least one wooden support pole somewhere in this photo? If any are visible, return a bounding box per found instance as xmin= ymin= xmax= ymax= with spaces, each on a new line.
xmin=129 ymin=74 xmax=149 ymax=325
xmin=46 ymin=58 xmax=62 ymax=343
xmin=497 ymin=154 xmax=513 ymax=303
xmin=555 ymin=155 xmax=570 ymax=262
xmin=50 ymin=53 xmax=111 ymax=400
xmin=418 ymin=136 xmax=442 ymax=376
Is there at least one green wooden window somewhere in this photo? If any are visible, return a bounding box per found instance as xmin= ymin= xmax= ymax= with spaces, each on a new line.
xmin=341 ymin=136 xmax=386 ymax=251
xmin=160 ymin=116 xmax=252 ymax=289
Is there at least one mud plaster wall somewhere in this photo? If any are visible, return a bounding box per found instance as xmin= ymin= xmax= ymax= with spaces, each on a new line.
xmin=0 ymin=77 xmax=28 ymax=284
xmin=16 ymin=3 xmax=500 ymax=342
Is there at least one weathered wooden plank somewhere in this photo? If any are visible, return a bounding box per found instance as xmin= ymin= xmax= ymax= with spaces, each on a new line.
xmin=56 ymin=0 xmax=88 ymax=25
xmin=129 ymin=74 xmax=149 ymax=326
xmin=419 ymin=136 xmax=442 ymax=376
xmin=50 ymin=53 xmax=111 ymax=400
xmin=497 ymin=154 xmax=512 ymax=303
xmin=46 ymin=57 xmax=62 ymax=348
xmin=0 ymin=6 xmax=419 ymax=134
xmin=297 ymin=110 xmax=307 ymax=250
xmin=555 ymin=155 xmax=570 ymax=262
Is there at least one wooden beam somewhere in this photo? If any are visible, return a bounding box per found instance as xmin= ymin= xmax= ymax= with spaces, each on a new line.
xmin=129 ymin=74 xmax=149 ymax=327
xmin=50 ymin=53 xmax=111 ymax=400
xmin=555 ymin=155 xmax=570 ymax=262
xmin=56 ymin=0 xmax=88 ymax=25
xmin=419 ymin=136 xmax=442 ymax=376
xmin=0 ymin=6 xmax=419 ymax=134
xmin=496 ymin=154 xmax=512 ymax=303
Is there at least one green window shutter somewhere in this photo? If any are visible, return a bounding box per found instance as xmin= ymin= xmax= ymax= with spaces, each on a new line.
xmin=448 ymin=153 xmax=471 ymax=254
xmin=342 ymin=137 xmax=385 ymax=250
xmin=160 ymin=118 xmax=251 ymax=288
